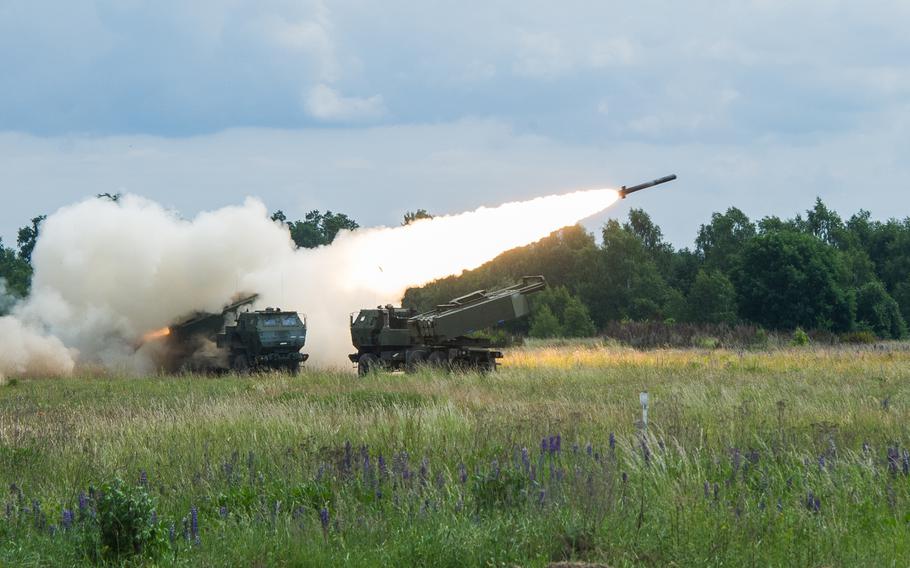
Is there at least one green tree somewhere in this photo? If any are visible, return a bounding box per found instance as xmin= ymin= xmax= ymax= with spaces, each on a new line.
xmin=528 ymin=304 xmax=562 ymax=338
xmin=687 ymin=269 xmax=737 ymax=324
xmin=732 ymin=231 xmax=854 ymax=332
xmin=562 ymin=296 xmax=596 ymax=336
xmin=855 ymin=281 xmax=906 ymax=339
xmin=696 ymin=207 xmax=755 ymax=273
xmin=284 ymin=210 xmax=360 ymax=248
xmin=16 ymin=215 xmax=46 ymax=264
xmin=403 ymin=209 xmax=433 ymax=225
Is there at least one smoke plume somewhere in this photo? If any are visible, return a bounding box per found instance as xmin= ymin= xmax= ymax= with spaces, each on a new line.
xmin=0 ymin=188 xmax=618 ymax=376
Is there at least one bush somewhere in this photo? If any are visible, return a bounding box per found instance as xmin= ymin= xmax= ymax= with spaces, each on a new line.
xmin=790 ymin=327 xmax=810 ymax=347
xmin=88 ymin=478 xmax=167 ymax=562
xmin=840 ymin=330 xmax=878 ymax=344
xmin=529 ymin=305 xmax=562 ymax=338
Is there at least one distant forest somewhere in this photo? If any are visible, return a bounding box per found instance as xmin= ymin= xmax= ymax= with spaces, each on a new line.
xmin=3 ymin=197 xmax=910 ymax=342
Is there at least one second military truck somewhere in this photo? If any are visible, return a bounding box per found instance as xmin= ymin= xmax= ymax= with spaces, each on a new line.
xmin=349 ymin=276 xmax=546 ymax=375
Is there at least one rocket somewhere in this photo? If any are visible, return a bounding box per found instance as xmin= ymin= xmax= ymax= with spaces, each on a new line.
xmin=618 ymin=174 xmax=677 ymax=199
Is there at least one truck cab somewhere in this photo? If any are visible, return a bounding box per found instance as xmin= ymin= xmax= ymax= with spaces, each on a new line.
xmin=218 ymin=308 xmax=309 ymax=372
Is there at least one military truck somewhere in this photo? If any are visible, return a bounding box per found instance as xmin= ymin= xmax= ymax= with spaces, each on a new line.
xmin=165 ymin=295 xmax=309 ymax=373
xmin=349 ymin=276 xmax=546 ymax=375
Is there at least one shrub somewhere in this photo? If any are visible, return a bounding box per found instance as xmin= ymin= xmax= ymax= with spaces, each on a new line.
xmin=840 ymin=330 xmax=877 ymax=344
xmin=88 ymin=478 xmax=167 ymax=562
xmin=790 ymin=327 xmax=810 ymax=347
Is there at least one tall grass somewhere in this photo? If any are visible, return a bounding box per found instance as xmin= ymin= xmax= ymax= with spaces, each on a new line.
xmin=2 ymin=343 xmax=910 ymax=566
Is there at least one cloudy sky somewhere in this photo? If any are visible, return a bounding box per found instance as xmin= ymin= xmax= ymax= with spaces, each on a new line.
xmin=2 ymin=0 xmax=909 ymax=247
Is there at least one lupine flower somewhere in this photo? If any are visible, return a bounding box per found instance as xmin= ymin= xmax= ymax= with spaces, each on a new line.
xmin=555 ymin=434 xmax=562 ymax=453
xmin=458 ymin=462 xmax=467 ymax=484
xmin=491 ymin=459 xmax=501 ymax=479
xmin=61 ymin=509 xmax=74 ymax=529
xmin=521 ymin=447 xmax=530 ymax=472
xmin=219 ymin=506 xmax=228 ymax=519
xmin=168 ymin=522 xmax=176 ymax=544
xmin=805 ymin=491 xmax=820 ymax=513
xmin=139 ymin=470 xmax=148 ymax=487
xmin=48 ymin=525 xmax=57 ymax=537
xmin=190 ymin=506 xmax=199 ymax=545
xmin=541 ymin=438 xmax=547 ymax=454
xmin=713 ymin=483 xmax=719 ymax=500
xmin=538 ymin=489 xmax=546 ymax=506
xmin=77 ymin=492 xmax=88 ymax=514
xmin=378 ymin=454 xmax=387 ymax=478
xmin=609 ymin=432 xmax=616 ymax=451
xmin=586 ymin=443 xmax=593 ymax=457
xmin=818 ymin=455 xmax=826 ymax=471
xmin=320 ymin=508 xmax=330 ymax=530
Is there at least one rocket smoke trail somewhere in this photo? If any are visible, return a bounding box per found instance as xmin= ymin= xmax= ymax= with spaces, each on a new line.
xmin=0 ymin=187 xmax=619 ymax=378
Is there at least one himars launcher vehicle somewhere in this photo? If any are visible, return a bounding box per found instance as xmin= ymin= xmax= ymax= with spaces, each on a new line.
xmin=348 ymin=276 xmax=547 ymax=375
xmin=164 ymin=295 xmax=309 ymax=373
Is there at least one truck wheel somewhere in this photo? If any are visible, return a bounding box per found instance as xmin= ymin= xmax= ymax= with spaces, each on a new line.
xmin=406 ymin=350 xmax=428 ymax=373
xmin=231 ymin=354 xmax=249 ymax=375
xmin=358 ymin=353 xmax=380 ymax=376
xmin=286 ymin=362 xmax=300 ymax=375
xmin=427 ymin=351 xmax=448 ymax=370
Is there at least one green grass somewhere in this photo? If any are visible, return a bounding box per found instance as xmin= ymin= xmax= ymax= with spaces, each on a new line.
xmin=2 ymin=343 xmax=910 ymax=566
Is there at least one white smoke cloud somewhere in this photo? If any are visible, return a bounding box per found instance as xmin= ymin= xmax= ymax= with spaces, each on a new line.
xmin=1 ymin=188 xmax=618 ymax=376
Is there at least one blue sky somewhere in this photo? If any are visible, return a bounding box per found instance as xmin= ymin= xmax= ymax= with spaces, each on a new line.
xmin=2 ymin=0 xmax=909 ymax=247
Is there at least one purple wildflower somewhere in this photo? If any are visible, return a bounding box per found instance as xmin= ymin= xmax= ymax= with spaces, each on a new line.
xmin=320 ymin=507 xmax=330 ymax=530
xmin=521 ymin=447 xmax=530 ymax=472
xmin=139 ymin=470 xmax=148 ymax=487
xmin=541 ymin=437 xmax=547 ymax=454
xmin=609 ymin=432 xmax=615 ymax=451
xmin=61 ymin=509 xmax=74 ymax=529
xmin=219 ymin=506 xmax=228 ymax=519
xmin=805 ymin=491 xmax=820 ymax=513
xmin=713 ymin=482 xmax=719 ymax=500
xmin=903 ymin=450 xmax=910 ymax=476
xmin=458 ymin=462 xmax=467 ymax=484
xmin=419 ymin=458 xmax=429 ymax=486
xmin=378 ymin=454 xmax=387 ymax=478
xmin=168 ymin=522 xmax=175 ymax=544
xmin=555 ymin=434 xmax=562 ymax=453
xmin=190 ymin=506 xmax=199 ymax=544
xmin=77 ymin=492 xmax=88 ymax=514
xmin=586 ymin=443 xmax=593 ymax=457
xmin=538 ymin=489 xmax=546 ymax=506
xmin=818 ymin=455 xmax=826 ymax=471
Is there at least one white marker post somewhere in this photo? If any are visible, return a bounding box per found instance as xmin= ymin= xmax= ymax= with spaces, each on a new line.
xmin=639 ymin=391 xmax=649 ymax=431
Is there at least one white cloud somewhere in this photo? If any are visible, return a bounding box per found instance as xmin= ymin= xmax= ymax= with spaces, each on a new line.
xmin=304 ymin=84 xmax=385 ymax=121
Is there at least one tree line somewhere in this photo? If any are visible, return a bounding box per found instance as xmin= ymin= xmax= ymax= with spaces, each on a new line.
xmin=403 ymin=199 xmax=910 ymax=341
xmin=4 ymin=197 xmax=910 ymax=342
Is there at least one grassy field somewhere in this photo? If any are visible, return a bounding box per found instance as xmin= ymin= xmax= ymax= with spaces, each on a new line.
xmin=2 ymin=341 xmax=910 ymax=566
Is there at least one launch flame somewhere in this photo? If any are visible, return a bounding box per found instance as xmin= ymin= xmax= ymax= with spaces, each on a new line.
xmin=2 ymin=186 xmax=621 ymax=375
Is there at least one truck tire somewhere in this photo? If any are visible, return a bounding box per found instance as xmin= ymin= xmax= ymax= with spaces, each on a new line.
xmin=358 ymin=353 xmax=380 ymax=376
xmin=427 ymin=351 xmax=448 ymax=370
xmin=231 ymin=353 xmax=250 ymax=375
xmin=406 ymin=349 xmax=429 ymax=373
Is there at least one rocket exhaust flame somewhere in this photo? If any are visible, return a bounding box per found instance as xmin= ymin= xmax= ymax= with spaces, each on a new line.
xmin=141 ymin=327 xmax=171 ymax=343
xmin=1 ymin=185 xmax=625 ymax=376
